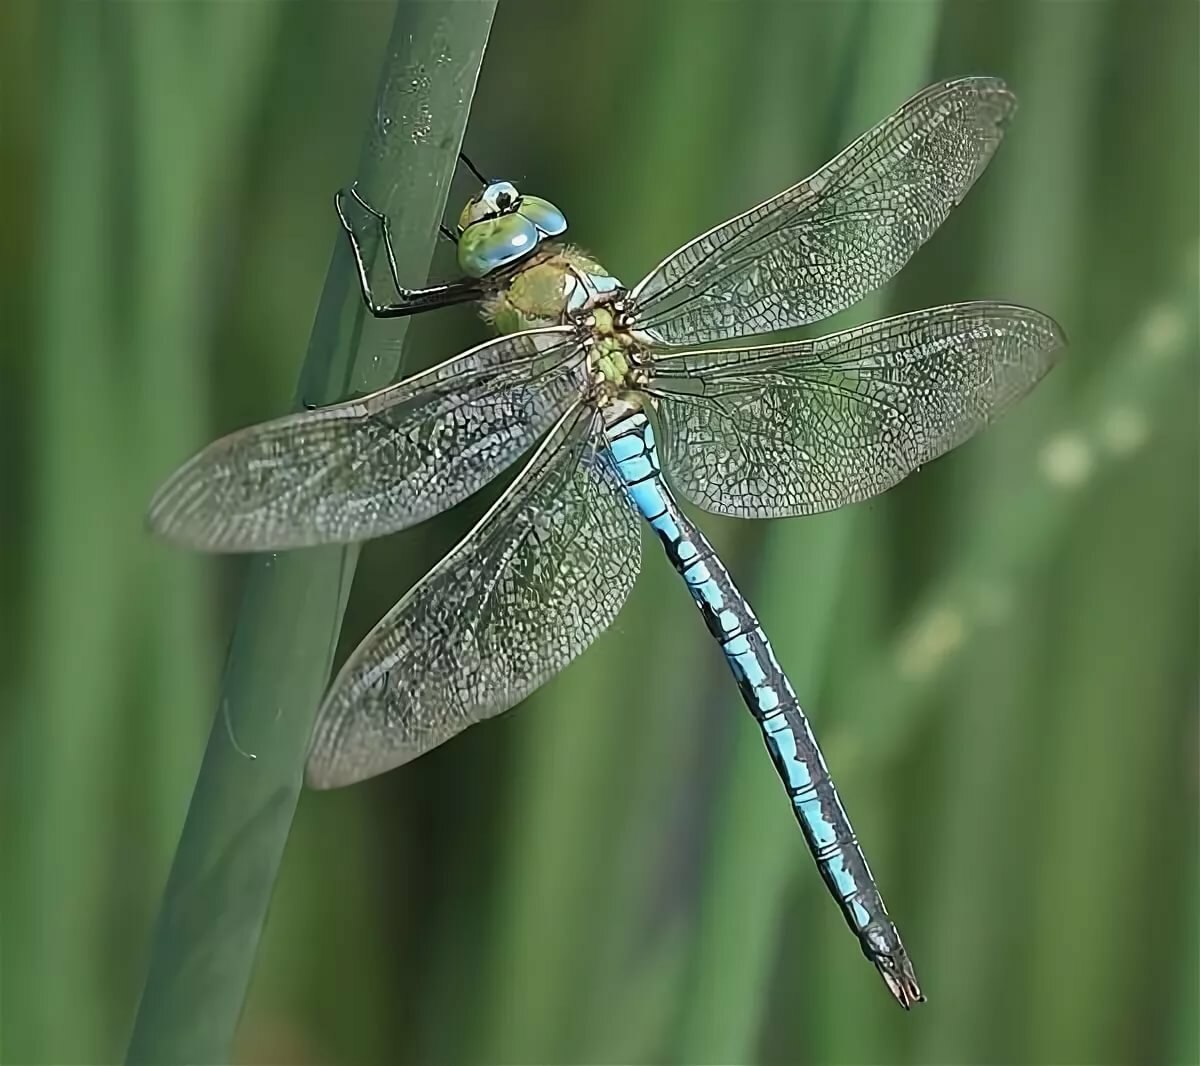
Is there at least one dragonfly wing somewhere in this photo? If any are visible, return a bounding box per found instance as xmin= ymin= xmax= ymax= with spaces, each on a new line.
xmin=306 ymin=405 xmax=641 ymax=788
xmin=147 ymin=327 xmax=585 ymax=551
xmin=631 ymin=77 xmax=1016 ymax=345
xmin=652 ymin=303 xmax=1065 ymax=517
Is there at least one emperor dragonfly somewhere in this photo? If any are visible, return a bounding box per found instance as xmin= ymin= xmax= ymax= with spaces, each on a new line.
xmin=149 ymin=77 xmax=1065 ymax=1007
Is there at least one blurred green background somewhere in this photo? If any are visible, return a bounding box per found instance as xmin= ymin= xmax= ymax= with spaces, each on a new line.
xmin=3 ymin=1 xmax=1197 ymax=1064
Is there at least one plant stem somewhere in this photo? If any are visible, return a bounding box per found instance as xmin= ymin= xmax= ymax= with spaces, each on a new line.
xmin=124 ymin=4 xmax=497 ymax=1062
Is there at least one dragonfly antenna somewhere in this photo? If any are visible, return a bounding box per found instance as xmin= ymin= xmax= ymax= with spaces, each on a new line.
xmin=458 ymin=149 xmax=488 ymax=186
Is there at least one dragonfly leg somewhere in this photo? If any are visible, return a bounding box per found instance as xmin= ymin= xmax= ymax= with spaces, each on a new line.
xmin=335 ymin=184 xmax=479 ymax=318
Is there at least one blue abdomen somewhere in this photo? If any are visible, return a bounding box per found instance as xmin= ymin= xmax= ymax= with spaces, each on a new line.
xmin=602 ymin=406 xmax=919 ymax=1002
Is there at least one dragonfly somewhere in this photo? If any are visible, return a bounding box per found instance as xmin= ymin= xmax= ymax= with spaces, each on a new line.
xmin=149 ymin=77 xmax=1065 ymax=1007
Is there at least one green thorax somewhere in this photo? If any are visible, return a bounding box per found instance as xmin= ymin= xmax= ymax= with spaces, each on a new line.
xmin=481 ymin=245 xmax=625 ymax=335
xmin=586 ymin=305 xmax=634 ymax=386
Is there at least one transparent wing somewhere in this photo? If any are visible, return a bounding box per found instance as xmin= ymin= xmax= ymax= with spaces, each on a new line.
xmin=147 ymin=327 xmax=585 ymax=552
xmin=652 ymin=303 xmax=1065 ymax=518
xmin=631 ymin=77 xmax=1016 ymax=345
xmin=306 ymin=405 xmax=641 ymax=788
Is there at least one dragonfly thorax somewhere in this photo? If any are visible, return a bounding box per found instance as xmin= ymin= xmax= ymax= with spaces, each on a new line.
xmin=480 ymin=249 xmax=650 ymax=412
xmin=581 ymin=305 xmax=653 ymax=414
xmin=480 ymin=245 xmax=633 ymax=336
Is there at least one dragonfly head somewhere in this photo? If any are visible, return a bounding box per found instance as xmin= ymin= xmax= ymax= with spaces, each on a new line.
xmin=456 ymin=180 xmax=568 ymax=279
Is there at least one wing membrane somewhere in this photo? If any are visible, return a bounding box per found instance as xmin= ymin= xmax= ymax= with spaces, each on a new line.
xmin=147 ymin=327 xmax=584 ymax=551
xmin=306 ymin=405 xmax=641 ymax=788
xmin=653 ymin=303 xmax=1065 ymax=517
xmin=632 ymin=78 xmax=1016 ymax=345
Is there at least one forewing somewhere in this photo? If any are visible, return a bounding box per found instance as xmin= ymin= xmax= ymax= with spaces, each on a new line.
xmin=632 ymin=78 xmax=1016 ymax=345
xmin=653 ymin=303 xmax=1065 ymax=518
xmin=147 ymin=327 xmax=584 ymax=551
xmin=306 ymin=406 xmax=641 ymax=788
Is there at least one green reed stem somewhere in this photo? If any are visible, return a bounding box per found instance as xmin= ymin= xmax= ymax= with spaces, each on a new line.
xmin=124 ymin=4 xmax=496 ymax=1062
